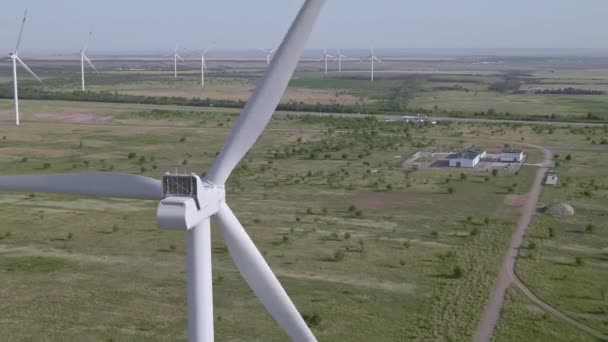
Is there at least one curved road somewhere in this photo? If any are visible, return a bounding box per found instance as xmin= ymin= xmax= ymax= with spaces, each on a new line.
xmin=474 ymin=144 xmax=608 ymax=341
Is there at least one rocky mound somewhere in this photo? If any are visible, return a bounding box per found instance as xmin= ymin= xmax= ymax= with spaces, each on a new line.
xmin=548 ymin=202 xmax=575 ymax=216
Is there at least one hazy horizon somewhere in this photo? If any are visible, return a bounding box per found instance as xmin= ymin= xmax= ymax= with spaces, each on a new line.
xmin=1 ymin=0 xmax=608 ymax=55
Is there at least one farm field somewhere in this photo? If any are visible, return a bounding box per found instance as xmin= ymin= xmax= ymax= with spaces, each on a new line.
xmin=2 ymin=101 xmax=597 ymax=340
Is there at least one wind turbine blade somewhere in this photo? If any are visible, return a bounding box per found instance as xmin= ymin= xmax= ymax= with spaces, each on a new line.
xmin=83 ymin=31 xmax=93 ymax=52
xmin=216 ymin=203 xmax=316 ymax=341
xmin=0 ymin=172 xmax=162 ymax=200
xmin=373 ymin=56 xmax=383 ymax=63
xmin=176 ymin=53 xmax=184 ymax=62
xmin=83 ymin=54 xmax=99 ymax=73
xmin=15 ymin=56 xmax=46 ymax=87
xmin=206 ymin=0 xmax=326 ymax=185
xmin=203 ymin=48 xmax=209 ymax=55
xmin=14 ymin=10 xmax=27 ymax=54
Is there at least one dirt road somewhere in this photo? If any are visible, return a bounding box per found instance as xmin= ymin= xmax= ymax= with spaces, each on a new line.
xmin=474 ymin=145 xmax=608 ymax=341
xmin=473 ymin=146 xmax=551 ymax=342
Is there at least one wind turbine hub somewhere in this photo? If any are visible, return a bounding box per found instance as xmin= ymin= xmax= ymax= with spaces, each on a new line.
xmin=157 ymin=172 xmax=225 ymax=230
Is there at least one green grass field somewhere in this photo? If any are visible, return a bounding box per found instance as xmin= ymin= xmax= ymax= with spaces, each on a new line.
xmin=502 ymin=150 xmax=608 ymax=335
xmin=0 ymin=102 xmax=579 ymax=341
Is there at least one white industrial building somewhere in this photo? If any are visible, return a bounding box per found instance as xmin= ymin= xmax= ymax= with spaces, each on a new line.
xmin=448 ymin=148 xmax=486 ymax=168
xmin=500 ymin=149 xmax=524 ymax=162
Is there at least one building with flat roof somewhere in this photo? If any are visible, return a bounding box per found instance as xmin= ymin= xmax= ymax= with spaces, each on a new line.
xmin=500 ymin=149 xmax=524 ymax=162
xmin=449 ymin=148 xmax=486 ymax=168
xmin=545 ymin=170 xmax=558 ymax=186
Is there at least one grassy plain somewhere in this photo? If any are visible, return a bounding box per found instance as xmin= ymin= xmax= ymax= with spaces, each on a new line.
xmin=0 ymin=101 xmax=565 ymax=341
xmin=494 ymin=148 xmax=608 ymax=337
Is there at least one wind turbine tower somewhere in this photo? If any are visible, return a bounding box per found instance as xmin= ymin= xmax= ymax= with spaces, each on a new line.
xmin=361 ymin=47 xmax=382 ymax=81
xmin=80 ymin=32 xmax=99 ymax=91
xmin=321 ymin=48 xmax=334 ymax=76
xmin=8 ymin=10 xmax=46 ymax=126
xmin=260 ymin=48 xmax=275 ymax=65
xmin=200 ymin=49 xmax=209 ymax=86
xmin=336 ymin=49 xmax=346 ymax=73
xmin=170 ymin=44 xmax=184 ymax=77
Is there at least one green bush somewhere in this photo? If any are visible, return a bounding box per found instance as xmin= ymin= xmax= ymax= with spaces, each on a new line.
xmin=302 ymin=313 xmax=321 ymax=328
xmin=452 ymin=265 xmax=464 ymax=278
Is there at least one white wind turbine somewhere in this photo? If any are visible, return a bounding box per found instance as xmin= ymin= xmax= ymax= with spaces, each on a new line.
xmin=321 ymin=48 xmax=334 ymax=76
xmin=199 ymin=48 xmax=209 ymax=86
xmin=8 ymin=10 xmax=46 ymax=126
xmin=166 ymin=43 xmax=184 ymax=77
xmin=361 ymin=47 xmax=382 ymax=81
xmin=79 ymin=32 xmax=99 ymax=91
xmin=335 ymin=49 xmax=346 ymax=73
xmin=0 ymin=1 xmax=326 ymax=342
xmin=260 ymin=48 xmax=275 ymax=65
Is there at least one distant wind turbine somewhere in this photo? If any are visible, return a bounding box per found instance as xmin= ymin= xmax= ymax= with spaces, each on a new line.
xmin=185 ymin=47 xmax=211 ymax=87
xmin=336 ymin=49 xmax=346 ymax=73
xmin=361 ymin=47 xmax=382 ymax=81
xmin=321 ymin=48 xmax=334 ymax=76
xmin=165 ymin=44 xmax=184 ymax=77
xmin=80 ymin=32 xmax=99 ymax=91
xmin=8 ymin=10 xmax=46 ymax=126
xmin=200 ymin=49 xmax=209 ymax=86
xmin=260 ymin=48 xmax=275 ymax=65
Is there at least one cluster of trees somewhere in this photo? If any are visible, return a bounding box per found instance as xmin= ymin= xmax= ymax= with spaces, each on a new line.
xmin=533 ymin=87 xmax=605 ymax=95
xmin=431 ymin=85 xmax=470 ymax=92
xmin=427 ymin=77 xmax=482 ymax=84
xmin=488 ymin=79 xmax=522 ymax=93
xmin=0 ymin=85 xmax=418 ymax=116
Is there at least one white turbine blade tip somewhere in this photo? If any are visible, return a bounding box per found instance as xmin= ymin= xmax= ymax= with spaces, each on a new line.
xmin=14 ymin=10 xmax=28 ymax=54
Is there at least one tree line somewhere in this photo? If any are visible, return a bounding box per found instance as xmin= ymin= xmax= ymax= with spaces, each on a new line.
xmin=533 ymin=87 xmax=605 ymax=95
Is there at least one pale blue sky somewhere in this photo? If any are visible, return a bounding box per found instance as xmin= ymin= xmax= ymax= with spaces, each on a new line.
xmin=1 ymin=0 xmax=607 ymax=54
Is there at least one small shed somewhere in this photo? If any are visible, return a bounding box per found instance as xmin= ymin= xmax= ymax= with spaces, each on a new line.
xmin=545 ymin=170 xmax=558 ymax=186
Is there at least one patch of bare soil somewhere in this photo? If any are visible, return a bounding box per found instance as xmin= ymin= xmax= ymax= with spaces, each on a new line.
xmin=352 ymin=192 xmax=433 ymax=210
xmin=34 ymin=113 xmax=113 ymax=123
xmin=503 ymin=193 xmax=528 ymax=207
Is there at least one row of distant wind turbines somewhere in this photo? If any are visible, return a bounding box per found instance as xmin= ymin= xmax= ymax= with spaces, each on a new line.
xmin=168 ymin=45 xmax=382 ymax=81
xmin=7 ymin=9 xmax=382 ymax=127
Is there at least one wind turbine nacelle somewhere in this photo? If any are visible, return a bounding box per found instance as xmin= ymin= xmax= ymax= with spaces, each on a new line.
xmin=157 ymin=196 xmax=205 ymax=230
xmin=156 ymin=173 xmax=225 ymax=230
